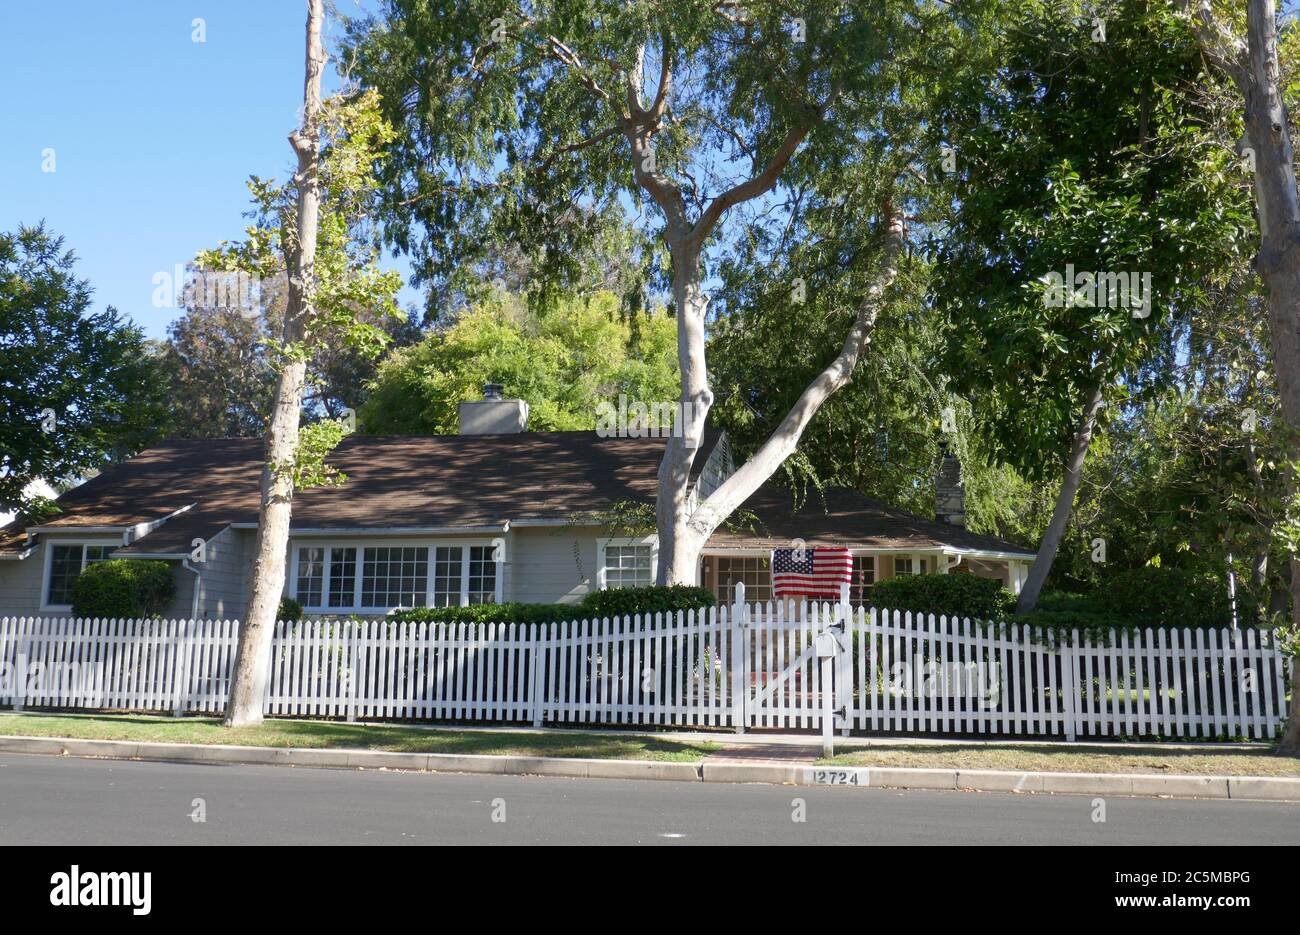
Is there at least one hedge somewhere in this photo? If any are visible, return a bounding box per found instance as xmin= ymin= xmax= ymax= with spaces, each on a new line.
xmin=389 ymin=584 xmax=716 ymax=625
xmin=278 ymin=597 xmax=304 ymax=623
xmin=870 ymin=573 xmax=1016 ymax=621
xmin=71 ymin=560 xmax=176 ymax=619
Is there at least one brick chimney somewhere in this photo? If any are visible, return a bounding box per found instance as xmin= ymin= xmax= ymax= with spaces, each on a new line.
xmin=458 ymin=383 xmax=529 ymax=434
xmin=935 ymin=441 xmax=966 ymax=527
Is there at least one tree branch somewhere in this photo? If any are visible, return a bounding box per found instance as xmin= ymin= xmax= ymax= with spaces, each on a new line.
xmin=686 ymin=202 xmax=907 ymax=540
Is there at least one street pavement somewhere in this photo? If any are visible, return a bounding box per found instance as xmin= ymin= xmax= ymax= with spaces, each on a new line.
xmin=0 ymin=752 xmax=1294 ymax=845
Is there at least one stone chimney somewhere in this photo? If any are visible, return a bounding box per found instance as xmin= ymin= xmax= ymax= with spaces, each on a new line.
xmin=935 ymin=441 xmax=966 ymax=527
xmin=458 ymin=383 xmax=529 ymax=434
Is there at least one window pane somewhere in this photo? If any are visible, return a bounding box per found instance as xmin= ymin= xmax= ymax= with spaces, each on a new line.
xmin=362 ymin=546 xmax=428 ymax=609
xmin=296 ymin=547 xmax=325 ymax=608
xmin=84 ymin=546 xmax=114 ymax=565
xmin=850 ymin=556 xmax=875 ymax=604
xmin=432 ymin=546 xmax=463 ymax=607
xmin=46 ymin=545 xmax=84 ymax=606
xmin=467 ymin=545 xmax=496 ymax=605
xmin=605 ymin=544 xmax=652 ymax=589
xmin=328 ymin=547 xmax=357 ymax=608
xmin=712 ymin=556 xmax=772 ymax=604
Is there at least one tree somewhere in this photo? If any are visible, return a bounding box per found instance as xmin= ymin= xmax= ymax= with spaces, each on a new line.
xmin=925 ymin=0 xmax=1252 ymax=611
xmin=223 ymin=3 xmax=403 ymax=727
xmin=1185 ymin=0 xmax=1300 ymax=751
xmin=344 ymin=1 xmax=965 ymax=584
xmin=360 ymin=289 xmax=678 ymax=434
xmin=0 ymin=223 xmax=169 ymax=516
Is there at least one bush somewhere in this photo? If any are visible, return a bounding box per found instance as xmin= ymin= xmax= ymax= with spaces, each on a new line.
xmin=71 ymin=560 xmax=176 ymax=619
xmin=389 ymin=602 xmax=579 ymax=625
xmin=580 ymin=584 xmax=715 ymax=618
xmin=388 ymin=585 xmax=716 ymax=625
xmin=1093 ymin=566 xmax=1253 ymax=629
xmin=278 ymin=597 xmax=304 ymax=623
xmin=870 ymin=572 xmax=1016 ymax=621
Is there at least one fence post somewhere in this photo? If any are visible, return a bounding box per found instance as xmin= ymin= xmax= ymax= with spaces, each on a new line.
xmin=530 ymin=623 xmax=544 ymax=728
xmin=171 ymin=619 xmax=190 ymax=718
xmin=346 ymin=620 xmax=358 ymax=724
xmin=14 ymin=624 xmax=29 ymax=712
xmin=837 ymin=582 xmax=852 ymax=737
xmin=731 ymin=581 xmax=746 ymax=733
xmin=1061 ymin=641 xmax=1078 ymax=742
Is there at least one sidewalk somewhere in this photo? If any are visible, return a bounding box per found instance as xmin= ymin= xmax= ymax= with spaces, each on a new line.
xmin=1 ymin=716 xmax=1297 ymax=803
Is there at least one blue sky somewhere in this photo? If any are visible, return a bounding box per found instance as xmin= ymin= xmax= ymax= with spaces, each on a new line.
xmin=0 ymin=0 xmax=416 ymax=341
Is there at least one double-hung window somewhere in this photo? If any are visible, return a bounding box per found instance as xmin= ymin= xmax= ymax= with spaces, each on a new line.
xmin=292 ymin=542 xmax=498 ymax=612
xmin=44 ymin=542 xmax=117 ymax=609
xmin=893 ymin=556 xmax=932 ymax=577
xmin=597 ymin=537 xmax=657 ymax=590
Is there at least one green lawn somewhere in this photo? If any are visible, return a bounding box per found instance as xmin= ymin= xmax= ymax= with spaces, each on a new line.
xmin=820 ymin=743 xmax=1300 ymax=777
xmin=0 ymin=713 xmax=719 ymax=762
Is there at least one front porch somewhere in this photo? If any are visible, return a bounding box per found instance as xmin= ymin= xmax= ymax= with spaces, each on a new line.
xmin=699 ymin=548 xmax=1031 ymax=607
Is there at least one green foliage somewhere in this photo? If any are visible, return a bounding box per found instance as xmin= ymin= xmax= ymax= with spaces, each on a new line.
xmin=388 ymin=585 xmax=715 ymax=625
xmin=71 ymin=560 xmax=176 ymax=619
xmin=277 ymin=597 xmax=304 ymax=623
xmin=388 ymin=602 xmax=581 ymax=626
xmin=580 ymin=584 xmax=715 ymax=619
xmin=0 ymin=223 xmax=171 ymax=513
xmin=870 ymin=573 xmax=1016 ymax=621
xmin=282 ymin=418 xmax=349 ymax=490
xmin=360 ymin=291 xmax=678 ymax=434
xmin=1093 ymin=566 xmax=1254 ymax=630
xmin=927 ymin=0 xmax=1254 ymax=481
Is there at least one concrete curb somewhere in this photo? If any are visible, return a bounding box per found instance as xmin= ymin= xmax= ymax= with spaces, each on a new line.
xmin=0 ymin=734 xmax=1296 ymax=801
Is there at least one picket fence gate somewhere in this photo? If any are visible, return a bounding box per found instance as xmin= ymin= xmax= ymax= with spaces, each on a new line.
xmin=0 ymin=585 xmax=1291 ymax=740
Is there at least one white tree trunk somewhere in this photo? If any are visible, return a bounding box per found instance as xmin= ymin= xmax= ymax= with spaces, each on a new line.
xmin=1016 ymin=378 xmax=1106 ymax=613
xmin=1187 ymin=0 xmax=1300 ymax=751
xmin=656 ymin=206 xmax=907 ymax=583
xmin=224 ymin=0 xmax=326 ymax=727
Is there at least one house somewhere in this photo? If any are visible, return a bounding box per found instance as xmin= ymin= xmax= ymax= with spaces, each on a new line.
xmin=0 ymin=389 xmax=1036 ymax=619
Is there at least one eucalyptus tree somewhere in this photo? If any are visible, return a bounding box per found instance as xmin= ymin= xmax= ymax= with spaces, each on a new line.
xmin=1184 ymin=0 xmax=1300 ymax=751
xmin=344 ymin=1 xmax=969 ymax=584
xmin=220 ymin=2 xmax=404 ymax=726
xmin=926 ymin=0 xmax=1253 ymax=610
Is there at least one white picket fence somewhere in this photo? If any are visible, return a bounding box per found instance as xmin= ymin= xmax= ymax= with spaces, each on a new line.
xmin=0 ymin=590 xmax=1291 ymax=740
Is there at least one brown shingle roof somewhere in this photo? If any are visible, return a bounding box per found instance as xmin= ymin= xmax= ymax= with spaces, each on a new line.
xmin=1 ymin=431 xmax=1033 ymax=558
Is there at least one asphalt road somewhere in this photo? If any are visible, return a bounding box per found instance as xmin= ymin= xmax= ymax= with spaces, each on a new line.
xmin=0 ymin=752 xmax=1295 ymax=845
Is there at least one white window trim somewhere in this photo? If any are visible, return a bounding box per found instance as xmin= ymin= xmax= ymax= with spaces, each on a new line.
xmin=40 ymin=539 xmax=121 ymax=612
xmin=596 ymin=535 xmax=658 ymax=590
xmin=289 ymin=538 xmax=503 ymax=614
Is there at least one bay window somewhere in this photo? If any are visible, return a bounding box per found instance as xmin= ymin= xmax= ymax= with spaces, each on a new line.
xmin=291 ymin=541 xmax=498 ymax=612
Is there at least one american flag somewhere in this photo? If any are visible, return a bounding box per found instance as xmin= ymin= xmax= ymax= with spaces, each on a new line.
xmin=771 ymin=546 xmax=853 ymax=598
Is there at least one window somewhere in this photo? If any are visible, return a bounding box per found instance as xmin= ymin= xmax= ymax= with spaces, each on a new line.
xmin=432 ymin=546 xmax=462 ymax=607
xmin=710 ymin=556 xmax=772 ymax=604
xmin=328 ymin=548 xmax=356 ymax=607
xmin=467 ymin=546 xmax=497 ymax=605
xmin=893 ymin=556 xmax=932 ymax=577
xmin=597 ymin=537 xmax=656 ymax=590
xmin=362 ymin=546 xmax=428 ymax=609
xmin=850 ymin=555 xmax=875 ymax=604
xmin=291 ymin=541 xmax=499 ymax=612
xmin=296 ymin=547 xmax=325 ymax=608
xmin=45 ymin=542 xmax=116 ymax=608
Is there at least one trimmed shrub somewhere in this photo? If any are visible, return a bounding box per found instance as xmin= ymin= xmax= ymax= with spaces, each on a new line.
xmin=580 ymin=584 xmax=715 ymax=618
xmin=870 ymin=572 xmax=1016 ymax=621
xmin=278 ymin=597 xmax=304 ymax=623
xmin=71 ymin=560 xmax=176 ymax=619
xmin=387 ymin=585 xmax=716 ymax=625
xmin=389 ymin=602 xmax=579 ymax=625
xmin=1093 ymin=566 xmax=1253 ymax=630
